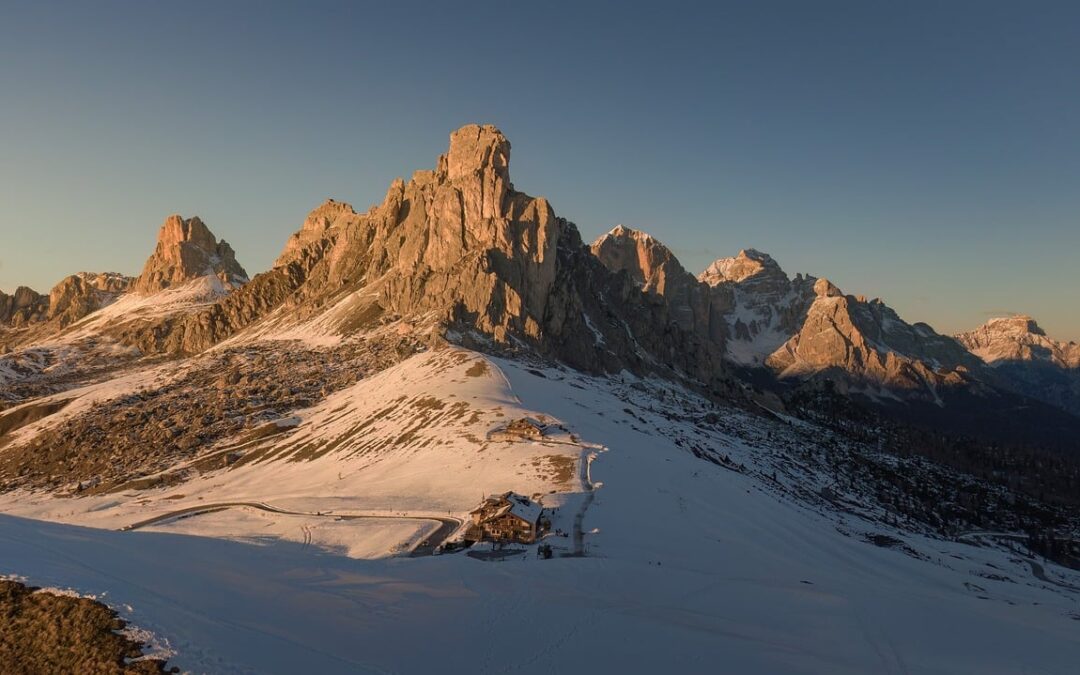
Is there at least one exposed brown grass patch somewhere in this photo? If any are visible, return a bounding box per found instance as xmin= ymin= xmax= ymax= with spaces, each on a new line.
xmin=465 ymin=361 xmax=489 ymax=377
xmin=0 ymin=579 xmax=175 ymax=674
xmin=531 ymin=453 xmax=577 ymax=485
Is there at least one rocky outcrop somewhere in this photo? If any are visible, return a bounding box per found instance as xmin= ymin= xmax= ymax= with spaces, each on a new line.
xmin=590 ymin=225 xmax=725 ymax=343
xmin=956 ymin=316 xmax=1080 ymax=416
xmin=131 ymin=215 xmax=248 ymax=294
xmin=0 ymin=287 xmax=48 ymax=328
xmin=766 ymin=286 xmax=981 ymax=396
xmin=957 ymin=316 xmax=1080 ymax=368
xmin=119 ymin=125 xmax=728 ymax=386
xmin=275 ymin=199 xmax=357 ymax=267
xmin=46 ymin=272 xmax=132 ymax=329
xmin=698 ymin=249 xmax=819 ymax=366
xmin=1 ymin=273 xmax=132 ymax=343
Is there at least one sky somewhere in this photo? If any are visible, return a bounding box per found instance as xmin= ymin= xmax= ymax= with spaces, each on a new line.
xmin=1 ymin=1 xmax=1078 ymax=340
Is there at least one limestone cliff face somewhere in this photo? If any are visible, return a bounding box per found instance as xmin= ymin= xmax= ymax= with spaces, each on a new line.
xmin=46 ymin=272 xmax=132 ymax=328
xmin=590 ymin=225 xmax=725 ymax=344
xmin=1 ymin=273 xmax=132 ymax=344
xmin=698 ymin=250 xmax=818 ymax=366
xmin=124 ymin=125 xmax=727 ymax=384
xmin=0 ymin=287 xmax=48 ymax=328
xmin=957 ymin=316 xmax=1080 ymax=368
xmin=131 ymin=215 xmax=248 ymax=294
xmin=956 ymin=316 xmax=1080 ymax=416
xmin=765 ymin=285 xmax=981 ymax=396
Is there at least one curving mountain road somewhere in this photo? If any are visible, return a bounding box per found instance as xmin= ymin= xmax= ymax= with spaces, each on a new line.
xmin=121 ymin=501 xmax=461 ymax=557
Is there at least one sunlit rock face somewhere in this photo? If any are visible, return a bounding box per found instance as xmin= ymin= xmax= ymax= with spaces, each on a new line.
xmin=132 ymin=215 xmax=248 ymax=295
xmin=46 ymin=272 xmax=132 ymax=328
xmin=590 ymin=225 xmax=725 ymax=343
xmin=0 ymin=286 xmax=48 ymax=328
xmin=957 ymin=316 xmax=1080 ymax=416
xmin=109 ymin=125 xmax=726 ymax=385
xmin=1 ymin=273 xmax=133 ymax=349
xmin=958 ymin=316 xmax=1080 ymax=368
xmin=697 ymin=249 xmax=819 ymax=368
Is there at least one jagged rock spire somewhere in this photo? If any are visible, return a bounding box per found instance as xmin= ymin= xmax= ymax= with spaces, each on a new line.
xmin=132 ymin=215 xmax=248 ymax=294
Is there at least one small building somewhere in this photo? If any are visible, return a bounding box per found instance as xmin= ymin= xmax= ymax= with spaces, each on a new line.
xmin=466 ymin=492 xmax=546 ymax=544
xmin=488 ymin=417 xmax=547 ymax=442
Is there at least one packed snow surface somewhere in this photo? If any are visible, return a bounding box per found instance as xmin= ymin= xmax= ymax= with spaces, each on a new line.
xmin=2 ymin=348 xmax=1078 ymax=673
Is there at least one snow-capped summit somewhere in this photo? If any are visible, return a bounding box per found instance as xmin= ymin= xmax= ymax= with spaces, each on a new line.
xmin=956 ymin=315 xmax=1080 ymax=416
xmin=957 ymin=315 xmax=1079 ymax=367
xmin=699 ymin=248 xmax=786 ymax=285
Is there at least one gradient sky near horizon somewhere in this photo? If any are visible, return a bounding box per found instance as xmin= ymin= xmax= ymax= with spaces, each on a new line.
xmin=1 ymin=1 xmax=1078 ymax=340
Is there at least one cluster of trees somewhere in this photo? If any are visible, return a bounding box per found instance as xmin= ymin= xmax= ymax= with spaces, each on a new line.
xmin=786 ymin=381 xmax=1080 ymax=568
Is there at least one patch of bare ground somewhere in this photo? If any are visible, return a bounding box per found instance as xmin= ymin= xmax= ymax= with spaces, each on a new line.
xmin=465 ymin=360 xmax=489 ymax=377
xmin=0 ymin=579 xmax=176 ymax=674
xmin=530 ymin=454 xmax=577 ymax=484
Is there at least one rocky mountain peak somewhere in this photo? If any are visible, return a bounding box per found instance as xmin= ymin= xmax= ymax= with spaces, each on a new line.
xmin=439 ymin=124 xmax=510 ymax=184
xmin=132 ymin=214 xmax=248 ymax=295
xmin=699 ymin=248 xmax=786 ymax=285
xmin=590 ymin=225 xmax=683 ymax=290
xmin=589 ymin=225 xmax=724 ymax=343
xmin=276 ymin=199 xmax=357 ymax=266
xmin=813 ymin=278 xmax=843 ymax=298
xmin=957 ymin=315 xmax=1078 ymax=368
xmin=983 ymin=315 xmax=1046 ymax=337
xmin=119 ymin=125 xmax=726 ymax=384
xmin=0 ymin=286 xmax=48 ymax=327
xmin=955 ymin=316 xmax=1080 ymax=416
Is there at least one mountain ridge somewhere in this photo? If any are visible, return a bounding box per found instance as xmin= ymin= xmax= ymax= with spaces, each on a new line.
xmin=2 ymin=124 xmax=1078 ymax=440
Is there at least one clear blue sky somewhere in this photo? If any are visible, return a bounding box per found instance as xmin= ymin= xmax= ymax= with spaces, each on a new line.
xmin=1 ymin=1 xmax=1078 ymax=340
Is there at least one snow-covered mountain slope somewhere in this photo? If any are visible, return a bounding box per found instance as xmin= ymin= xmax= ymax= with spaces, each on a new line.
xmin=0 ymin=347 xmax=589 ymax=559
xmin=0 ymin=214 xmax=249 ymax=407
xmin=0 ymin=274 xmax=242 ymax=408
xmin=1 ymin=347 xmax=1078 ymax=673
xmin=957 ymin=316 xmax=1080 ymax=417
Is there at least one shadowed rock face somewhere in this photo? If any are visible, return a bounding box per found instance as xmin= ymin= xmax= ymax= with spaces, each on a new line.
xmin=132 ymin=215 xmax=248 ymax=294
xmin=590 ymin=225 xmax=726 ymax=344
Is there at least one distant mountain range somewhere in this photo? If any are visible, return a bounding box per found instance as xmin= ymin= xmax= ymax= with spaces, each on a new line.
xmin=2 ymin=124 xmax=1078 ymax=448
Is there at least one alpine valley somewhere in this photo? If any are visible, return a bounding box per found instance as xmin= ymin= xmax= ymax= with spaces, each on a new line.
xmin=2 ymin=126 xmax=1078 ymax=674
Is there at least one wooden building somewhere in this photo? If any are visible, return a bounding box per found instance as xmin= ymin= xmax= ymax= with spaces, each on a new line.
xmin=487 ymin=417 xmax=546 ymax=442
xmin=466 ymin=492 xmax=545 ymax=544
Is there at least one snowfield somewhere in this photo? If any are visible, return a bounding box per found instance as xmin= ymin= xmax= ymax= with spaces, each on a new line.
xmin=1 ymin=347 xmax=1079 ymax=673
xmin=0 ymin=348 xmax=586 ymax=556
